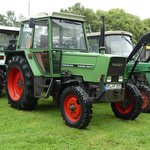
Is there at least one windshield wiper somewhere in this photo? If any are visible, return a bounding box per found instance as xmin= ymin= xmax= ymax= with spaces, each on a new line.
xmin=121 ymin=36 xmax=133 ymax=45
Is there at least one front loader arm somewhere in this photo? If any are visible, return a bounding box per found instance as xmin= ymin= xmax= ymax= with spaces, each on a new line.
xmin=127 ymin=32 xmax=150 ymax=63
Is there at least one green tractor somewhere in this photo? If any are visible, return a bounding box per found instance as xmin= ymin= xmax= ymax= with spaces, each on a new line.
xmin=0 ymin=25 xmax=19 ymax=95
xmin=87 ymin=16 xmax=150 ymax=112
xmin=5 ymin=12 xmax=142 ymax=129
xmin=126 ymin=32 xmax=150 ymax=112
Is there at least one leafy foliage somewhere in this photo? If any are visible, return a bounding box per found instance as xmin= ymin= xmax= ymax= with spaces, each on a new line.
xmin=0 ymin=11 xmax=20 ymax=27
xmin=0 ymin=14 xmax=7 ymax=25
xmin=143 ymin=18 xmax=150 ymax=31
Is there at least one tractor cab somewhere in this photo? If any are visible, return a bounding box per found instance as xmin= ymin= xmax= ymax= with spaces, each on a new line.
xmin=0 ymin=25 xmax=19 ymax=51
xmin=17 ymin=12 xmax=88 ymax=76
xmin=87 ymin=31 xmax=133 ymax=57
xmin=0 ymin=26 xmax=19 ymax=64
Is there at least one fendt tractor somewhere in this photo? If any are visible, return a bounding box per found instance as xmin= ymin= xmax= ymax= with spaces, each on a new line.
xmin=0 ymin=25 xmax=19 ymax=95
xmin=87 ymin=30 xmax=133 ymax=56
xmin=87 ymin=16 xmax=150 ymax=112
xmin=5 ymin=12 xmax=142 ymax=129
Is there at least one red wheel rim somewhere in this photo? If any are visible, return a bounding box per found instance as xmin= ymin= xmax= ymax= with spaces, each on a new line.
xmin=114 ymin=91 xmax=133 ymax=114
xmin=64 ymin=95 xmax=81 ymax=122
xmin=8 ymin=66 xmax=24 ymax=101
xmin=141 ymin=92 xmax=148 ymax=110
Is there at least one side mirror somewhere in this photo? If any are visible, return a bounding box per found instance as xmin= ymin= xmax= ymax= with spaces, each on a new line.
xmin=99 ymin=46 xmax=106 ymax=54
xmin=29 ymin=18 xmax=35 ymax=28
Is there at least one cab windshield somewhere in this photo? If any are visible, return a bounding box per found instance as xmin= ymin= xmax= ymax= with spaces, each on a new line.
xmin=52 ymin=19 xmax=87 ymax=51
xmin=105 ymin=35 xmax=133 ymax=57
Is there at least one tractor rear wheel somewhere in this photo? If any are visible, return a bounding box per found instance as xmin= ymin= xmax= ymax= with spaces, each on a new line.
xmin=60 ymin=86 xmax=92 ymax=129
xmin=111 ymin=82 xmax=142 ymax=120
xmin=0 ymin=68 xmax=5 ymax=96
xmin=0 ymin=86 xmax=3 ymax=96
xmin=6 ymin=56 xmax=37 ymax=110
xmin=138 ymin=84 xmax=150 ymax=113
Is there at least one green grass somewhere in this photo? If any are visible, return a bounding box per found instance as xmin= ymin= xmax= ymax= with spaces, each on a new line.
xmin=0 ymin=94 xmax=150 ymax=150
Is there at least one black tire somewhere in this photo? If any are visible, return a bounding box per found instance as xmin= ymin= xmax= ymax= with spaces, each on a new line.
xmin=6 ymin=56 xmax=38 ymax=110
xmin=0 ymin=86 xmax=3 ymax=96
xmin=111 ymin=82 xmax=142 ymax=120
xmin=0 ymin=68 xmax=5 ymax=96
xmin=60 ymin=86 xmax=92 ymax=129
xmin=138 ymin=84 xmax=150 ymax=113
xmin=51 ymin=81 xmax=61 ymax=105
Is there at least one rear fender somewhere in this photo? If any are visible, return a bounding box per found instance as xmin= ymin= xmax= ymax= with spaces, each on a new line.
xmin=5 ymin=50 xmax=42 ymax=76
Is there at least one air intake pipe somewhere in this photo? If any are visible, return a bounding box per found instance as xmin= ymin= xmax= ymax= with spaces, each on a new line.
xmin=99 ymin=16 xmax=106 ymax=54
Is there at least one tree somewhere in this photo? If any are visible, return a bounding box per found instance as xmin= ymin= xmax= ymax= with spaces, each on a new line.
xmin=0 ymin=14 xmax=7 ymax=25
xmin=61 ymin=3 xmax=97 ymax=32
xmin=96 ymin=9 xmax=145 ymax=42
xmin=143 ymin=19 xmax=150 ymax=32
xmin=0 ymin=11 xmax=20 ymax=27
xmin=6 ymin=11 xmax=20 ymax=27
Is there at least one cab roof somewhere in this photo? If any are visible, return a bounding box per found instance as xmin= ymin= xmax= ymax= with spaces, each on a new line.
xmin=87 ymin=31 xmax=132 ymax=37
xmin=0 ymin=25 xmax=20 ymax=32
xmin=20 ymin=12 xmax=85 ymax=22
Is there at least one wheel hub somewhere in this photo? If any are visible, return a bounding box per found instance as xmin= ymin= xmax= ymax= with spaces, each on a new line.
xmin=64 ymin=95 xmax=81 ymax=122
xmin=17 ymin=79 xmax=23 ymax=88
xmin=121 ymin=99 xmax=130 ymax=109
xmin=8 ymin=66 xmax=24 ymax=101
xmin=69 ymin=104 xmax=76 ymax=112
xmin=141 ymin=92 xmax=148 ymax=110
xmin=114 ymin=89 xmax=134 ymax=115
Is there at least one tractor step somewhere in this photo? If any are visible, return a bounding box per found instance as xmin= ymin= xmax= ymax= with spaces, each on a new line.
xmin=34 ymin=77 xmax=54 ymax=98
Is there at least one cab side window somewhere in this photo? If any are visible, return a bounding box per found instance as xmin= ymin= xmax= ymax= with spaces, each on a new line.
xmin=19 ymin=23 xmax=32 ymax=49
xmin=33 ymin=20 xmax=50 ymax=73
xmin=33 ymin=20 xmax=48 ymax=49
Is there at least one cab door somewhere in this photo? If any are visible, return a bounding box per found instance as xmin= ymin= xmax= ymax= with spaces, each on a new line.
xmin=31 ymin=19 xmax=50 ymax=75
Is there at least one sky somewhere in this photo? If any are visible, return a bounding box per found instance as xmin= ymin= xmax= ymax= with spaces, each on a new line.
xmin=0 ymin=0 xmax=149 ymax=20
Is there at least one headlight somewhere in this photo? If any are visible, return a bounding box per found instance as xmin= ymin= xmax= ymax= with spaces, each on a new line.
xmin=118 ymin=76 xmax=123 ymax=82
xmin=107 ymin=76 xmax=112 ymax=82
xmin=106 ymin=83 xmax=122 ymax=90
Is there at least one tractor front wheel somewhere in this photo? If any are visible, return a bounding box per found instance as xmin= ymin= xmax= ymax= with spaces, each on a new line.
xmin=138 ymin=84 xmax=150 ymax=113
xmin=60 ymin=86 xmax=92 ymax=129
xmin=111 ymin=83 xmax=142 ymax=120
xmin=6 ymin=56 xmax=37 ymax=110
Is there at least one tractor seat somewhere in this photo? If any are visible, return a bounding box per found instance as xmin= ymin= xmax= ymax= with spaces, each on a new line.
xmin=40 ymin=35 xmax=48 ymax=49
xmin=6 ymin=40 xmax=17 ymax=51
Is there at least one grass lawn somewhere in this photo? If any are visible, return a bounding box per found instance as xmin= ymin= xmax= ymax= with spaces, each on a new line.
xmin=0 ymin=94 xmax=150 ymax=150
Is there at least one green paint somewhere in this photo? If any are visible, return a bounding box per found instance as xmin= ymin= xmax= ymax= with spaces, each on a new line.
xmin=24 ymin=49 xmax=42 ymax=76
xmin=126 ymin=62 xmax=150 ymax=85
xmin=61 ymin=52 xmax=111 ymax=82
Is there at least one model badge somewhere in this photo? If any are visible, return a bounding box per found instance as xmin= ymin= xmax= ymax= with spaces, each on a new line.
xmin=112 ymin=63 xmax=123 ymax=67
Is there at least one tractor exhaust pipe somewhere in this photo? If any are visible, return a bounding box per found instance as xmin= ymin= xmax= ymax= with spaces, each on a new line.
xmin=99 ymin=16 xmax=106 ymax=54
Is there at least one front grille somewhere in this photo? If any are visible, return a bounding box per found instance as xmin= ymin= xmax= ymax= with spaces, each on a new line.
xmin=108 ymin=57 xmax=126 ymax=76
xmin=112 ymin=76 xmax=118 ymax=82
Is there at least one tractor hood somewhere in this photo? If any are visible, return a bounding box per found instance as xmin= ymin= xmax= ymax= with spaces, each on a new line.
xmin=61 ymin=52 xmax=126 ymax=83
